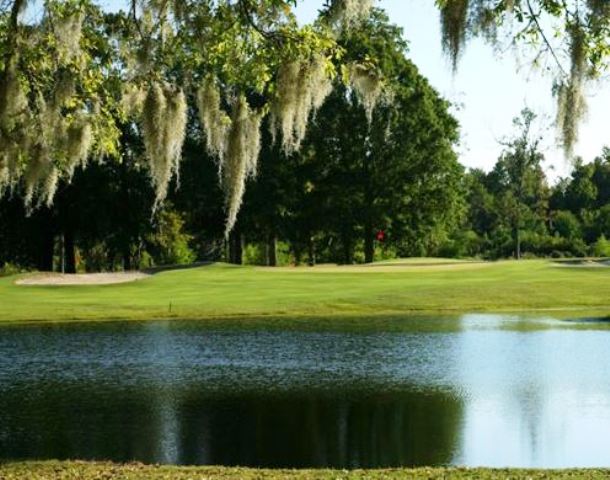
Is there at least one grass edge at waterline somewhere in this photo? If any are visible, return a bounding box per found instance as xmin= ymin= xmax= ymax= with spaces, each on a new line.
xmin=1 ymin=461 xmax=610 ymax=479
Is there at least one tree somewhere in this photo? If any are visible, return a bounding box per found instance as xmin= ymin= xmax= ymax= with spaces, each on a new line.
xmin=0 ymin=0 xmax=372 ymax=232
xmin=2 ymin=0 xmax=609 ymax=232
xmin=488 ymin=109 xmax=547 ymax=259
xmin=294 ymin=10 xmax=463 ymax=263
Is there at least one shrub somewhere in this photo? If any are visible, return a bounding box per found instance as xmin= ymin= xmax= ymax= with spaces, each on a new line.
xmin=592 ymin=235 xmax=610 ymax=258
xmin=147 ymin=208 xmax=196 ymax=265
xmin=0 ymin=262 xmax=22 ymax=277
xmin=553 ymin=210 xmax=582 ymax=240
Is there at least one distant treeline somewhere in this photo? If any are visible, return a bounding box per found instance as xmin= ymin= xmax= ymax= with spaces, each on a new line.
xmin=3 ymin=130 xmax=610 ymax=273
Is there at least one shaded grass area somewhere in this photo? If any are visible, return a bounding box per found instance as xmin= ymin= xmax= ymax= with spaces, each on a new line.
xmin=1 ymin=462 xmax=610 ymax=479
xmin=1 ymin=259 xmax=610 ymax=324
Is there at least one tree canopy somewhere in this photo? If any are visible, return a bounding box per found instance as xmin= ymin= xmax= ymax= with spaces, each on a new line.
xmin=1 ymin=0 xmax=609 ymax=232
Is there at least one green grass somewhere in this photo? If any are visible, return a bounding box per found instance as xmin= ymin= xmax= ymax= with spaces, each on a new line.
xmin=2 ymin=259 xmax=610 ymax=324
xmin=1 ymin=461 xmax=609 ymax=479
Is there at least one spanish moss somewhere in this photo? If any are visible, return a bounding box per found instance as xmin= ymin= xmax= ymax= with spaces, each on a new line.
xmin=65 ymin=117 xmax=94 ymax=180
xmin=439 ymin=0 xmax=469 ymax=73
xmin=223 ymin=95 xmax=262 ymax=235
xmin=197 ymin=81 xmax=231 ymax=162
xmin=330 ymin=0 xmax=374 ymax=27
xmin=271 ymin=55 xmax=333 ymax=154
xmin=54 ymin=12 xmax=84 ymax=63
xmin=121 ymin=84 xmax=147 ymax=118
xmin=141 ymin=83 xmax=187 ymax=208
xmin=556 ymin=22 xmax=587 ymax=158
xmin=349 ymin=62 xmax=383 ymax=124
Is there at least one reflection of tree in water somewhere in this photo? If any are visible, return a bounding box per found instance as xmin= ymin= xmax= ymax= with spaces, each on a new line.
xmin=0 ymin=381 xmax=161 ymax=462
xmin=177 ymin=387 xmax=463 ymax=468
xmin=0 ymin=383 xmax=464 ymax=468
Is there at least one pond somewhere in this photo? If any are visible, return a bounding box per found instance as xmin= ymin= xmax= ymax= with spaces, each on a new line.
xmin=1 ymin=314 xmax=610 ymax=468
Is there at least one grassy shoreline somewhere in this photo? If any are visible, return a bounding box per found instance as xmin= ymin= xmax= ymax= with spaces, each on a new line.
xmin=2 ymin=461 xmax=610 ymax=479
xmin=1 ymin=259 xmax=610 ymax=324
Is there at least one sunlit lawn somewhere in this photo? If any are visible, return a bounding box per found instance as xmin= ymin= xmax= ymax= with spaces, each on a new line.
xmin=1 ymin=258 xmax=610 ymax=323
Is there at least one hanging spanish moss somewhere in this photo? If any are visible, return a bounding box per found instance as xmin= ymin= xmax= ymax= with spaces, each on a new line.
xmin=270 ymin=55 xmax=333 ymax=154
xmin=196 ymin=81 xmax=231 ymax=162
xmin=0 ymin=62 xmax=28 ymax=195
xmin=64 ymin=117 xmax=93 ymax=180
xmin=23 ymin=145 xmax=59 ymax=209
xmin=556 ymin=22 xmax=588 ymax=157
xmin=121 ymin=84 xmax=147 ymax=118
xmin=54 ymin=12 xmax=84 ymax=63
xmin=439 ymin=0 xmax=469 ymax=72
xmin=0 ymin=63 xmax=28 ymax=123
xmin=53 ymin=73 xmax=76 ymax=107
xmin=349 ymin=62 xmax=383 ymax=124
xmin=472 ymin=2 xmax=497 ymax=43
xmin=223 ymin=95 xmax=262 ymax=235
xmin=0 ymin=138 xmax=22 ymax=196
xmin=141 ymin=82 xmax=187 ymax=208
xmin=330 ymin=0 xmax=374 ymax=27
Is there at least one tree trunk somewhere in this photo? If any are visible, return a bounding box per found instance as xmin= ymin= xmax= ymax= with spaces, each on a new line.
xmin=39 ymin=225 xmax=54 ymax=272
xmin=342 ymin=233 xmax=353 ymax=264
xmin=123 ymin=251 xmax=132 ymax=271
xmin=515 ymin=227 xmax=521 ymax=260
xmin=364 ymin=219 xmax=374 ymax=264
xmin=362 ymin=142 xmax=375 ymax=264
xmin=64 ymin=229 xmax=76 ymax=274
xmin=229 ymin=228 xmax=243 ymax=265
xmin=293 ymin=245 xmax=302 ymax=266
xmin=307 ymin=236 xmax=316 ymax=267
xmin=266 ymin=234 xmax=277 ymax=266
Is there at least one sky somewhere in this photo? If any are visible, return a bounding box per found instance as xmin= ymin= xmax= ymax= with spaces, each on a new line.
xmin=296 ymin=0 xmax=610 ymax=181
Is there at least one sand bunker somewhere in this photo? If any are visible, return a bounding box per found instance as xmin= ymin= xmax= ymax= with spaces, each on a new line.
xmin=16 ymin=272 xmax=150 ymax=286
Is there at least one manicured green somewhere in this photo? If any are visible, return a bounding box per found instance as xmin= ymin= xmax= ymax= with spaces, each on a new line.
xmin=1 ymin=461 xmax=609 ymax=479
xmin=1 ymin=259 xmax=610 ymax=324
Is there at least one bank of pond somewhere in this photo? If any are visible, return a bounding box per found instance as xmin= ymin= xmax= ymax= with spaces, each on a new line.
xmin=2 ymin=461 xmax=610 ymax=479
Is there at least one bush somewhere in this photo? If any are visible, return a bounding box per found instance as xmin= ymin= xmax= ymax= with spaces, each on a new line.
xmin=553 ymin=210 xmax=582 ymax=240
xmin=592 ymin=235 xmax=610 ymax=258
xmin=0 ymin=262 xmax=23 ymax=277
xmin=438 ymin=230 xmax=483 ymax=258
xmin=243 ymin=241 xmax=292 ymax=266
xmin=147 ymin=208 xmax=196 ymax=265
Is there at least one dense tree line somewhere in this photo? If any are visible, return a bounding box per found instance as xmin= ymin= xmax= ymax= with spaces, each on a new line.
xmin=2 ymin=10 xmax=610 ymax=272
xmin=449 ymin=110 xmax=610 ymax=260
xmin=0 ymin=11 xmax=465 ymax=271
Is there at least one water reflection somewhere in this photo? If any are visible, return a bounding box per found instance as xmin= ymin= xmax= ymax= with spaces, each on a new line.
xmin=0 ymin=382 xmax=463 ymax=467
xmin=1 ymin=315 xmax=610 ymax=467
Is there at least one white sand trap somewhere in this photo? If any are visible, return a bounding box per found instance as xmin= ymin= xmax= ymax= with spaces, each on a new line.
xmin=16 ymin=272 xmax=150 ymax=286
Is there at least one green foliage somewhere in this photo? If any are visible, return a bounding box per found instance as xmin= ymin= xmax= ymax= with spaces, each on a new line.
xmin=0 ymin=262 xmax=22 ymax=276
xmin=552 ymin=210 xmax=581 ymax=240
xmin=0 ymin=0 xmax=345 ymax=229
xmin=146 ymin=208 xmax=196 ymax=266
xmin=242 ymin=241 xmax=291 ymax=266
xmin=592 ymin=235 xmax=610 ymax=258
xmin=438 ymin=230 xmax=483 ymax=258
xmin=6 ymin=4 xmax=610 ymax=271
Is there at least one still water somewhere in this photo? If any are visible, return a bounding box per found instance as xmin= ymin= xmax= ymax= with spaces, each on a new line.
xmin=2 ymin=314 xmax=610 ymax=468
